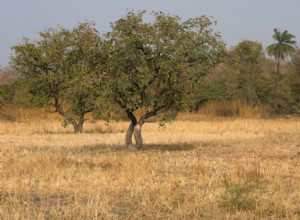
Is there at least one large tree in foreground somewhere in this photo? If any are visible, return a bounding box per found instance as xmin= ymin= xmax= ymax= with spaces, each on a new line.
xmin=104 ymin=11 xmax=225 ymax=149
xmin=267 ymin=28 xmax=296 ymax=74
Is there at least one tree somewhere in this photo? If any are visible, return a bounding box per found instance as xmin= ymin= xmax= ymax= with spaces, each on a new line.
xmin=103 ymin=11 xmax=225 ymax=149
xmin=230 ymin=41 xmax=265 ymax=106
xmin=0 ymin=66 xmax=21 ymax=85
xmin=0 ymin=67 xmax=20 ymax=108
xmin=289 ymin=46 xmax=300 ymax=113
xmin=267 ymin=28 xmax=296 ymax=74
xmin=11 ymin=22 xmax=104 ymax=133
xmin=197 ymin=41 xmax=265 ymax=110
xmin=265 ymin=29 xmax=297 ymax=114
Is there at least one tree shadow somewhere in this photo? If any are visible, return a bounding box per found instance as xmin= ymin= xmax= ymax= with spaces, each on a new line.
xmin=142 ymin=143 xmax=195 ymax=152
xmin=60 ymin=144 xmax=126 ymax=155
xmin=60 ymin=143 xmax=195 ymax=155
xmin=25 ymin=143 xmax=195 ymax=156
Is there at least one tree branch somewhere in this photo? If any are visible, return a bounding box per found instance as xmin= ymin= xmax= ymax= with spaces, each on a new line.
xmin=114 ymin=98 xmax=127 ymax=109
xmin=138 ymin=111 xmax=157 ymax=125
xmin=54 ymin=95 xmax=66 ymax=117
xmin=126 ymin=110 xmax=137 ymax=125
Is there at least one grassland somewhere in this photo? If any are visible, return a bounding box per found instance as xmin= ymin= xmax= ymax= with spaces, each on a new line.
xmin=1 ymin=115 xmax=300 ymax=219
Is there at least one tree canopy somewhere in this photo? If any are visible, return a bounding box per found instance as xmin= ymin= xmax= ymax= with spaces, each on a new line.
xmin=267 ymin=28 xmax=296 ymax=74
xmin=11 ymin=22 xmax=104 ymax=133
xmin=101 ymin=11 xmax=225 ymax=149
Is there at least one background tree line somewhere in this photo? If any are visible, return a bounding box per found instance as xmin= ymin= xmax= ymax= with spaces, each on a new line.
xmin=196 ymin=37 xmax=299 ymax=115
xmin=0 ymin=11 xmax=299 ymax=147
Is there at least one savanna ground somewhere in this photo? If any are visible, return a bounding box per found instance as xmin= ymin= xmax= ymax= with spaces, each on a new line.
xmin=1 ymin=109 xmax=300 ymax=219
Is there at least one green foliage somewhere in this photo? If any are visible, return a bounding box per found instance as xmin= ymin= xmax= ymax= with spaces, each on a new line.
xmin=10 ymin=22 xmax=106 ymax=132
xmin=290 ymin=47 xmax=300 ymax=113
xmin=0 ymin=84 xmax=14 ymax=107
xmin=104 ymin=11 xmax=225 ymax=123
xmin=229 ymin=41 xmax=265 ymax=106
xmin=267 ymin=29 xmax=296 ymax=61
xmin=267 ymin=29 xmax=296 ymax=74
xmin=0 ymin=78 xmax=48 ymax=108
xmin=198 ymin=38 xmax=299 ymax=115
xmin=197 ymin=41 xmax=265 ymax=109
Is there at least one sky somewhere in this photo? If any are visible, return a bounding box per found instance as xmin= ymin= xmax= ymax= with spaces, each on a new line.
xmin=1 ymin=0 xmax=300 ymax=67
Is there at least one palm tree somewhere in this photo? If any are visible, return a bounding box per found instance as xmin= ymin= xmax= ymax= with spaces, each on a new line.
xmin=267 ymin=28 xmax=296 ymax=74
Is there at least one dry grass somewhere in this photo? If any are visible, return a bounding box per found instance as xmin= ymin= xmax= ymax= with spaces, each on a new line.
xmin=1 ymin=116 xmax=300 ymax=219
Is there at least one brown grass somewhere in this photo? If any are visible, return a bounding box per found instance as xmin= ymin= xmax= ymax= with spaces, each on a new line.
xmin=1 ymin=115 xmax=300 ymax=219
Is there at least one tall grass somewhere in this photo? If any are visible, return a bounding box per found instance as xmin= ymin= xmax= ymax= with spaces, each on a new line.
xmin=197 ymin=100 xmax=266 ymax=118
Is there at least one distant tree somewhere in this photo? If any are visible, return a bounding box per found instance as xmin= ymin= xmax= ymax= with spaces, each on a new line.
xmin=11 ymin=22 xmax=104 ymax=133
xmin=267 ymin=29 xmax=296 ymax=74
xmin=0 ymin=84 xmax=13 ymax=108
xmin=264 ymin=29 xmax=297 ymax=114
xmin=232 ymin=41 xmax=265 ymax=106
xmin=289 ymin=46 xmax=300 ymax=113
xmin=200 ymin=41 xmax=265 ymax=108
xmin=0 ymin=66 xmax=21 ymax=85
xmin=291 ymin=46 xmax=300 ymax=70
xmin=0 ymin=67 xmax=22 ymax=110
xmin=103 ymin=11 xmax=225 ymax=149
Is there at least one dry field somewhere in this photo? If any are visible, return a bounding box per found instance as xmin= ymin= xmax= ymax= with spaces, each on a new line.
xmin=1 ymin=116 xmax=300 ymax=219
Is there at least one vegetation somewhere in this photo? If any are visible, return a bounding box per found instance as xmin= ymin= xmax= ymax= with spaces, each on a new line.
xmin=1 ymin=12 xmax=298 ymax=135
xmin=1 ymin=12 xmax=297 ymax=135
xmin=10 ymin=22 xmax=104 ymax=133
xmin=1 ymin=11 xmax=299 ymax=219
xmin=103 ymin=11 xmax=225 ymax=149
xmin=267 ymin=28 xmax=296 ymax=74
xmin=1 ymin=116 xmax=300 ymax=219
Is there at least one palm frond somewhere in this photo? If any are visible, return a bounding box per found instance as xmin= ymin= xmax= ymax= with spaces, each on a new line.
xmin=267 ymin=28 xmax=296 ymax=61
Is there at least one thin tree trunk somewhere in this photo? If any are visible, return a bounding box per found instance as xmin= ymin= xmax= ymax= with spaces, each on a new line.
xmin=276 ymin=60 xmax=280 ymax=74
xmin=54 ymin=96 xmax=66 ymax=117
xmin=275 ymin=59 xmax=281 ymax=111
xmin=73 ymin=114 xmax=85 ymax=133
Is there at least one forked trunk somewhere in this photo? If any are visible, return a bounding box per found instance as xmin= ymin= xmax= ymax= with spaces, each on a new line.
xmin=124 ymin=110 xmax=156 ymax=150
xmin=125 ymin=123 xmax=143 ymax=150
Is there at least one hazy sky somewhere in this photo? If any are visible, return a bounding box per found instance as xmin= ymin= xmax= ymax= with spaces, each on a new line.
xmin=1 ymin=0 xmax=299 ymax=67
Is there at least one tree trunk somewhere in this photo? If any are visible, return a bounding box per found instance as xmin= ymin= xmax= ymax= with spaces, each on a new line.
xmin=125 ymin=122 xmax=143 ymax=150
xmin=125 ymin=122 xmax=135 ymax=150
xmin=73 ymin=123 xmax=83 ymax=133
xmin=133 ymin=124 xmax=143 ymax=150
xmin=124 ymin=110 xmax=156 ymax=150
xmin=73 ymin=114 xmax=84 ymax=133
xmin=276 ymin=60 xmax=280 ymax=74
